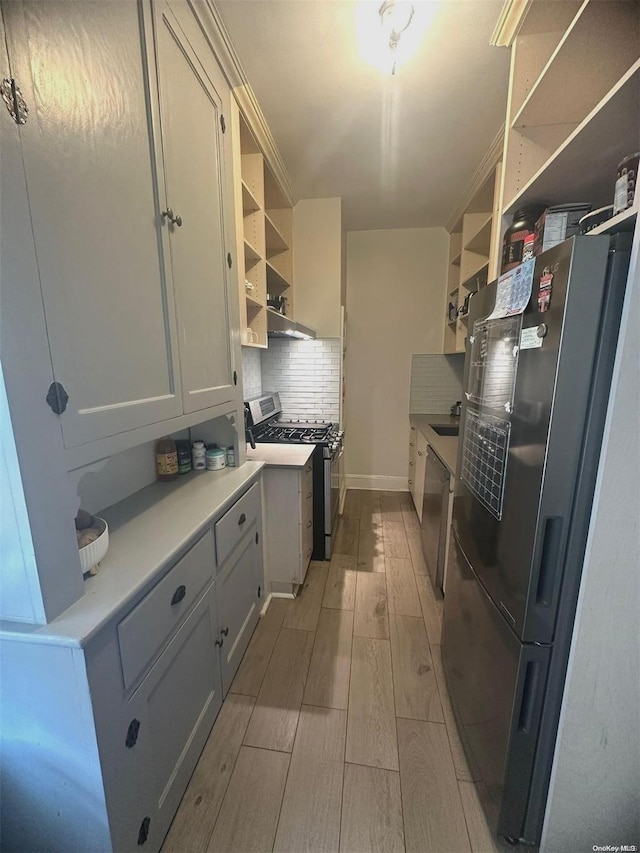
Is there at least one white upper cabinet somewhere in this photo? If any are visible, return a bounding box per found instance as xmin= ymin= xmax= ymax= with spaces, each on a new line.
xmin=152 ymin=2 xmax=236 ymax=414
xmin=3 ymin=0 xmax=183 ymax=448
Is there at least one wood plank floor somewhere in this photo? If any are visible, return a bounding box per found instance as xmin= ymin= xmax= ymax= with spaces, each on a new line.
xmin=163 ymin=490 xmax=507 ymax=853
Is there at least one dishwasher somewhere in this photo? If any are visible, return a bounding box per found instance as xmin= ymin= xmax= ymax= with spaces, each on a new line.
xmin=420 ymin=447 xmax=452 ymax=596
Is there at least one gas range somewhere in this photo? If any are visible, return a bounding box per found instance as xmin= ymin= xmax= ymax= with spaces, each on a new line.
xmin=245 ymin=394 xmax=343 ymax=457
xmin=253 ymin=420 xmax=343 ymax=455
xmin=245 ymin=392 xmax=344 ymax=560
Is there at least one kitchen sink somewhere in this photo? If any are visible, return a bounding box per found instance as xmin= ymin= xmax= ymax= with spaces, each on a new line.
xmin=430 ymin=424 xmax=459 ymax=437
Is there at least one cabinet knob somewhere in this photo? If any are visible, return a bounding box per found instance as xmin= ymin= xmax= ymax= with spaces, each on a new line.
xmin=170 ymin=585 xmax=186 ymax=606
xmin=418 ymin=451 xmax=423 ymax=456
xmin=238 ymin=513 xmax=247 ymax=525
xmin=162 ymin=207 xmax=183 ymax=227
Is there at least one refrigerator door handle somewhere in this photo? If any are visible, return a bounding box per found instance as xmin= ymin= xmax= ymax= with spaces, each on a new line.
xmin=517 ymin=660 xmax=543 ymax=734
xmin=535 ymin=516 xmax=563 ymax=606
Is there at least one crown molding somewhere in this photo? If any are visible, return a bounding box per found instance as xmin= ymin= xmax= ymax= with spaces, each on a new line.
xmin=188 ymin=0 xmax=296 ymax=206
xmin=490 ymin=0 xmax=532 ymax=47
xmin=446 ymin=125 xmax=505 ymax=233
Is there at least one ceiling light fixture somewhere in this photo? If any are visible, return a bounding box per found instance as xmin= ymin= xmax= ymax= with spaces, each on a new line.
xmin=379 ymin=0 xmax=414 ymax=75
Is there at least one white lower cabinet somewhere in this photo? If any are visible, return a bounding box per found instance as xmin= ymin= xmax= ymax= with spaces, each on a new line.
xmin=0 ymin=477 xmax=265 ymax=852
xmin=118 ymin=585 xmax=223 ymax=851
xmin=409 ymin=427 xmax=428 ymax=519
xmin=263 ymin=458 xmax=314 ymax=593
xmin=413 ymin=431 xmax=428 ymax=519
xmin=408 ymin=426 xmax=417 ymax=501
xmin=215 ymin=524 xmax=262 ymax=694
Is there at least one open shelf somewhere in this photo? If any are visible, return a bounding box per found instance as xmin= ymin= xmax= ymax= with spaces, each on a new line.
xmin=241 ymin=180 xmax=261 ymax=214
xmin=509 ymin=1 xmax=584 ymax=114
xmin=504 ymin=62 xmax=640 ymax=217
xmin=266 ymin=259 xmax=291 ymax=293
xmin=265 ymin=213 xmax=289 ymax=253
xmin=464 ymin=213 xmax=493 ymax=254
xmin=244 ymin=239 xmax=262 ymax=264
xmin=245 ymin=293 xmax=263 ymax=310
xmin=511 ymin=1 xmax=639 ymax=130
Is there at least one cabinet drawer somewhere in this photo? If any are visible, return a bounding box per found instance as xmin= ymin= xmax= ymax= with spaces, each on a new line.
xmin=214 ymin=482 xmax=260 ymax=568
xmin=118 ymin=530 xmax=214 ymax=690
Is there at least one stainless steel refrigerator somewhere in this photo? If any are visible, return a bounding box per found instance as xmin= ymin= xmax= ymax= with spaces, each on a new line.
xmin=442 ymin=234 xmax=632 ymax=844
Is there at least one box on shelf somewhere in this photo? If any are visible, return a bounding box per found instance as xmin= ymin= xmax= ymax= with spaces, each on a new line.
xmin=534 ymin=204 xmax=592 ymax=255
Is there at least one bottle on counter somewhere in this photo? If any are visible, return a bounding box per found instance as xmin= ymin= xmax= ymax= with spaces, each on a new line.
xmin=191 ymin=440 xmax=206 ymax=471
xmin=226 ymin=445 xmax=236 ymax=467
xmin=175 ymin=440 xmax=192 ymax=475
xmin=155 ymin=437 xmax=178 ymax=482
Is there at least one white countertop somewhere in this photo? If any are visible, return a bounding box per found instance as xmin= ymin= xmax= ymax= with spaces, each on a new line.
xmin=0 ymin=462 xmax=264 ymax=648
xmin=246 ymin=443 xmax=315 ymax=468
xmin=410 ymin=414 xmax=460 ymax=475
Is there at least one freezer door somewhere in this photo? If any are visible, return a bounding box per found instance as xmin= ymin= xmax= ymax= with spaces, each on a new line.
xmin=443 ymin=532 xmax=550 ymax=842
xmin=453 ymin=237 xmax=612 ymax=642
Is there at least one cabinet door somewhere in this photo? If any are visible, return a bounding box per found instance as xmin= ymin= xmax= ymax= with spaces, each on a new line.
xmin=413 ymin=432 xmax=428 ymax=518
xmin=3 ymin=1 xmax=183 ymax=448
xmin=129 ymin=583 xmax=223 ymax=851
xmin=152 ymin=2 xmax=235 ymax=413
xmin=408 ymin=427 xmax=417 ymax=501
xmin=216 ymin=527 xmax=262 ymax=695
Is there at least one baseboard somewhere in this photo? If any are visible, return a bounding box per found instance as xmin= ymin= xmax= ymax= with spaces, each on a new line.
xmin=345 ymin=474 xmax=409 ymax=491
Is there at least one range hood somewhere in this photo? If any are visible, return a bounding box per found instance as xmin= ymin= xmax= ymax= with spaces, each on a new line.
xmin=267 ymin=307 xmax=316 ymax=340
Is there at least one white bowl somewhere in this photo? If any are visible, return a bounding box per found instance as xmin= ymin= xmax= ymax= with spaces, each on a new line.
xmin=79 ymin=517 xmax=109 ymax=577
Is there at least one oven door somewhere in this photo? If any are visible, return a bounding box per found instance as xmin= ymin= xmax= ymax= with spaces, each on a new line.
xmin=324 ymin=446 xmax=343 ymax=558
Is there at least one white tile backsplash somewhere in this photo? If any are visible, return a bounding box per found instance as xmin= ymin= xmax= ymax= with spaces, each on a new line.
xmin=242 ymin=348 xmax=262 ymax=399
xmin=410 ymin=353 xmax=464 ymax=413
xmin=261 ymin=338 xmax=341 ymax=422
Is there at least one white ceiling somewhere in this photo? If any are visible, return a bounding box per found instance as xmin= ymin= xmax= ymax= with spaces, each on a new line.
xmin=216 ymin=0 xmax=511 ymax=231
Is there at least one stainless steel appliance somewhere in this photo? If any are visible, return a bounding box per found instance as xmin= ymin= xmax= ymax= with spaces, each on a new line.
xmin=420 ymin=447 xmax=452 ymax=596
xmin=245 ymin=392 xmax=344 ymax=559
xmin=442 ymin=234 xmax=632 ymax=844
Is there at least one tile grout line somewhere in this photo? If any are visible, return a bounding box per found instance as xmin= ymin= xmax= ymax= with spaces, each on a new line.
xmin=230 ymin=603 xmax=287 ymax=701
xmin=271 ymin=610 xmax=317 ymax=852
xmin=200 ymin=698 xmax=258 ymax=852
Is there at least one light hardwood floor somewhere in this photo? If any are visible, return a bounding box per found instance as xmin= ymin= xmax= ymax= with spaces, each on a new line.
xmin=162 ymin=490 xmax=507 ymax=853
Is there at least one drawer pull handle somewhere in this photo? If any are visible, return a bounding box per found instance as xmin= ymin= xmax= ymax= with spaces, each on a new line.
xmin=238 ymin=513 xmax=247 ymax=525
xmin=306 ymin=519 xmax=312 ymax=528
xmin=306 ymin=491 xmax=312 ymax=499
xmin=221 ymin=627 xmax=229 ymax=637
xmin=125 ymin=718 xmax=140 ymax=748
xmin=171 ymin=585 xmax=186 ymax=606
xmin=215 ymin=637 xmax=224 ymax=648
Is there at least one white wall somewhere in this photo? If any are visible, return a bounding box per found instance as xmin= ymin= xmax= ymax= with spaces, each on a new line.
xmin=293 ymin=198 xmax=342 ymax=337
xmin=345 ymin=227 xmax=448 ymax=489
xmin=541 ymin=251 xmax=640 ymax=852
